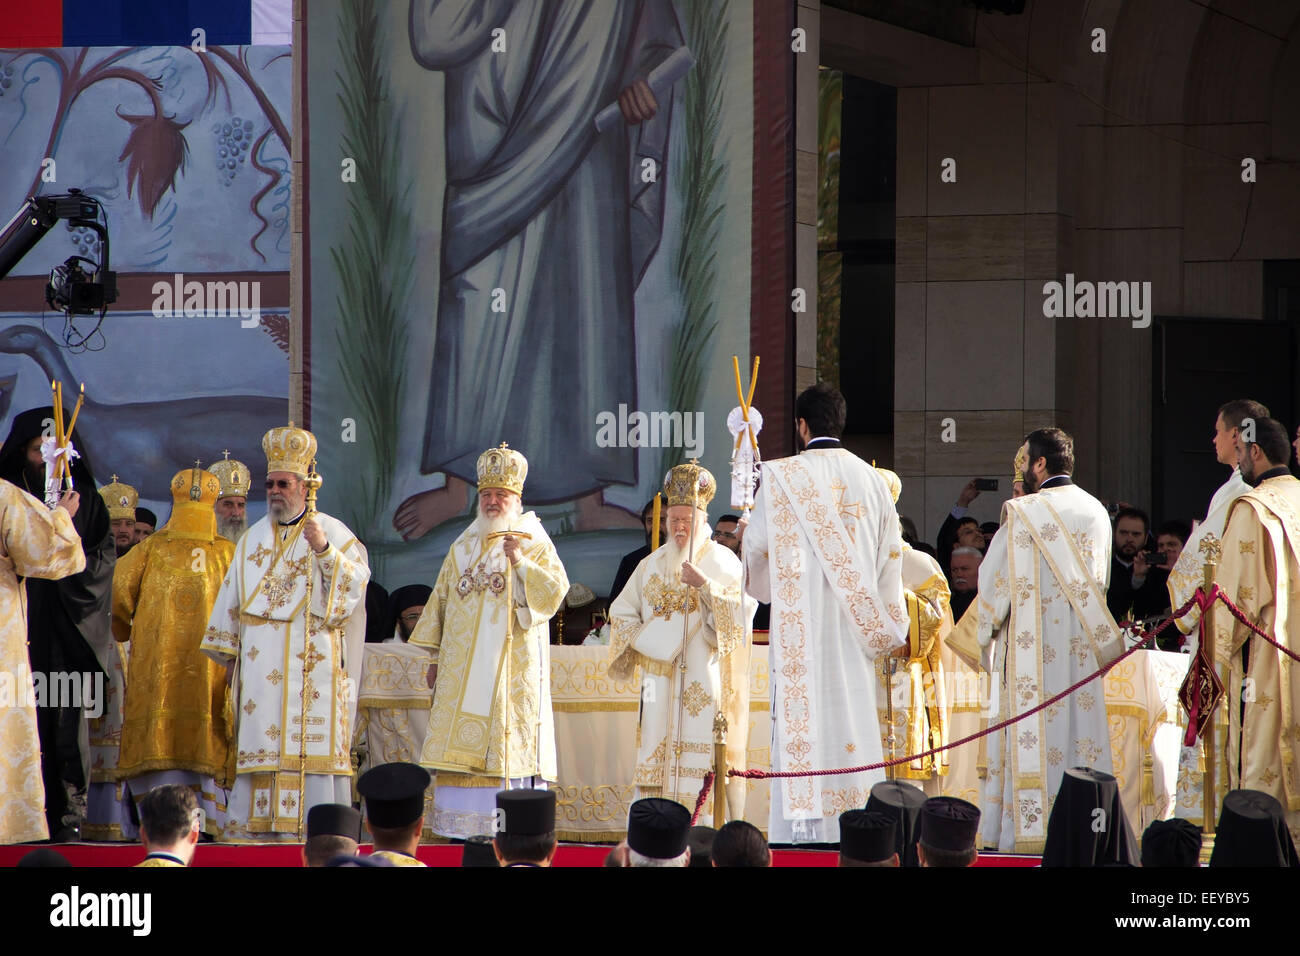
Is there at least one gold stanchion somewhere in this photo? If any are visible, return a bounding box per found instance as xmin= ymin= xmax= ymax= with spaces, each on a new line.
xmin=712 ymin=712 xmax=728 ymax=828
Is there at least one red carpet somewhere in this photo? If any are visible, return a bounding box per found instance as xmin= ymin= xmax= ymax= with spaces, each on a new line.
xmin=0 ymin=843 xmax=1040 ymax=867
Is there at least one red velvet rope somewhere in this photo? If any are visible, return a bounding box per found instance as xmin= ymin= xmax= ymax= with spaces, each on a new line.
xmin=723 ymin=593 xmax=1197 ymax=786
xmin=691 ymin=771 xmax=714 ymax=825
xmin=689 ymin=584 xmax=1299 ymax=813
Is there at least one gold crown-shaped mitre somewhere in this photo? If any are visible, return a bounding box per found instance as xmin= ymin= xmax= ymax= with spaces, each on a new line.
xmin=663 ymin=462 xmax=716 ymax=509
xmin=209 ymin=455 xmax=251 ymax=498
xmin=476 ymin=443 xmax=527 ymax=495
xmin=263 ymin=424 xmax=317 ymax=477
xmin=98 ymin=476 xmax=139 ymax=521
xmin=874 ymin=466 xmax=902 ymax=505
xmin=170 ymin=467 xmax=222 ymax=507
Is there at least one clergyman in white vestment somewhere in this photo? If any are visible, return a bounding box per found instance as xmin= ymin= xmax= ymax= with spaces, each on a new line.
xmin=609 ymin=463 xmax=754 ymax=824
xmin=976 ymin=428 xmax=1125 ymax=853
xmin=201 ymin=425 xmax=370 ymax=841
xmin=742 ymin=384 xmax=908 ymax=844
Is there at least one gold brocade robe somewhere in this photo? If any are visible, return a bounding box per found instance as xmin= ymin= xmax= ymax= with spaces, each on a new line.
xmin=878 ymin=545 xmax=950 ymax=785
xmin=1208 ymin=474 xmax=1300 ymax=841
xmin=0 ymin=483 xmax=86 ymax=844
xmin=112 ymin=505 xmax=235 ymax=782
xmin=608 ymin=538 xmax=754 ymax=822
xmin=412 ymin=511 xmax=568 ymax=782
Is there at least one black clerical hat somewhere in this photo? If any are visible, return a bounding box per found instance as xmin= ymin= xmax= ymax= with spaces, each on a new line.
xmin=357 ymin=762 xmax=430 ymax=829
xmin=919 ymin=796 xmax=981 ymax=852
xmin=1042 ymin=766 xmax=1138 ymax=867
xmin=1210 ymin=789 xmax=1300 ymax=867
xmin=462 ymin=834 xmax=499 ymax=867
xmin=306 ymin=803 xmax=361 ymax=841
xmin=865 ymin=779 xmax=927 ymax=867
xmin=627 ymin=797 xmax=690 ymax=859
xmin=1141 ymin=818 xmax=1202 ymax=867
xmin=839 ymin=809 xmax=897 ymax=864
xmin=496 ymin=789 xmax=556 ymax=836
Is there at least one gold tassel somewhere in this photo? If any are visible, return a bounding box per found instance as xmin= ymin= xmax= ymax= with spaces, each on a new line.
xmin=1141 ymin=752 xmax=1155 ymax=807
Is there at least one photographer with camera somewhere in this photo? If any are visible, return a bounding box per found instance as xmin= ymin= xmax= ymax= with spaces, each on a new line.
xmin=1106 ymin=507 xmax=1171 ymax=625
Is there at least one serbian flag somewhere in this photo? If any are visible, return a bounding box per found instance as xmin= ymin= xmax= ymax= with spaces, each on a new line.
xmin=0 ymin=0 xmax=292 ymax=48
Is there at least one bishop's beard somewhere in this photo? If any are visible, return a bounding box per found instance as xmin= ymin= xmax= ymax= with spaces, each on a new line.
xmin=218 ymin=515 xmax=246 ymax=541
xmin=474 ymin=500 xmax=523 ymax=539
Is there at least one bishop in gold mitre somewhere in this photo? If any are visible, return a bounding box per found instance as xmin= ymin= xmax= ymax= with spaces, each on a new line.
xmin=410 ymin=444 xmax=569 ymax=839
xmin=209 ymin=451 xmax=252 ymax=543
xmin=113 ymin=466 xmax=235 ymax=837
xmin=100 ymin=475 xmax=139 ymax=557
xmin=608 ymin=462 xmax=755 ymax=823
xmin=201 ymin=425 xmax=370 ymax=842
xmin=873 ymin=468 xmax=951 ymax=796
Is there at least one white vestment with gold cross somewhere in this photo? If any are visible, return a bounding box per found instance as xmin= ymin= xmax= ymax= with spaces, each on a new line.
xmin=744 ymin=448 xmax=909 ymax=844
xmin=608 ymin=537 xmax=754 ymax=824
xmin=410 ymin=510 xmax=568 ymax=838
xmin=976 ymin=484 xmax=1125 ymax=853
xmin=200 ymin=511 xmax=369 ymax=841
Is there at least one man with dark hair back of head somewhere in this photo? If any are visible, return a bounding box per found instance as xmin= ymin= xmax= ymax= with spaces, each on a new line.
xmin=688 ymin=825 xmax=716 ymax=868
xmin=711 ymin=820 xmax=770 ymax=867
xmin=135 ymin=784 xmax=201 ymax=867
xmin=1107 ymin=506 xmax=1170 ymax=623
xmin=302 ymin=803 xmax=361 ymax=867
xmin=917 ymin=796 xmax=980 ymax=868
xmin=838 ymin=810 xmax=899 ymax=867
xmin=494 ymin=789 xmax=559 ymax=867
xmin=1206 ymin=422 xmax=1300 ymax=840
xmin=793 ymin=381 xmax=847 ymax=443
xmin=357 ymin=762 xmax=430 ymax=867
xmin=1168 ymin=400 xmax=1270 ymax=644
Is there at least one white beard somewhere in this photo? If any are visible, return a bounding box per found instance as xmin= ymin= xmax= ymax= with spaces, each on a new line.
xmin=473 ymin=500 xmax=523 ymax=539
xmin=218 ymin=515 xmax=246 ymax=541
xmin=663 ymin=516 xmax=709 ymax=577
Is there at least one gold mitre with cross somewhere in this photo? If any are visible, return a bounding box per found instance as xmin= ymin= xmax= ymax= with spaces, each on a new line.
xmin=663 ymin=461 xmax=716 ymax=509
xmin=170 ymin=466 xmax=222 ymax=507
xmin=98 ymin=475 xmax=139 ymax=521
xmin=263 ymin=424 xmax=317 ymax=477
xmin=874 ymin=465 xmax=902 ymax=505
xmin=209 ymin=450 xmax=251 ymax=499
xmin=477 ymin=443 xmax=527 ymax=495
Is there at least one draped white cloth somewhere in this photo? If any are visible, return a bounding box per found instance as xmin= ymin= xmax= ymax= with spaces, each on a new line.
xmin=744 ymin=449 xmax=908 ymax=844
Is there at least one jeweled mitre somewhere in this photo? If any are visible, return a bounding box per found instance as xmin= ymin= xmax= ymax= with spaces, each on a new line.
xmin=263 ymin=425 xmax=317 ymax=477
xmin=477 ymin=443 xmax=527 ymax=495
xmin=664 ymin=462 xmax=716 ymax=509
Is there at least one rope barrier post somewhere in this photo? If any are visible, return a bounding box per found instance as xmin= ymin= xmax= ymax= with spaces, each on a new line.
xmin=712 ymin=711 xmax=728 ymax=828
xmin=1199 ymin=534 xmax=1222 ymax=859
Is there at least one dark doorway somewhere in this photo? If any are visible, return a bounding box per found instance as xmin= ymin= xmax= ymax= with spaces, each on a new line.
xmin=1152 ymin=317 xmax=1295 ymax=526
xmin=836 ymin=74 xmax=896 ymax=438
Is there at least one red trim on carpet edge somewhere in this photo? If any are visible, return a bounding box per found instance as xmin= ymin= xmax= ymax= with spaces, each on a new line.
xmin=0 ymin=843 xmax=1040 ymax=868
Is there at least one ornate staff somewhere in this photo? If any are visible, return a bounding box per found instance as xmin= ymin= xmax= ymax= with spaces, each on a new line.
xmin=296 ymin=457 xmax=323 ymax=839
xmin=486 ymin=528 xmax=534 ymax=791
xmin=671 ymin=464 xmax=705 ymax=795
